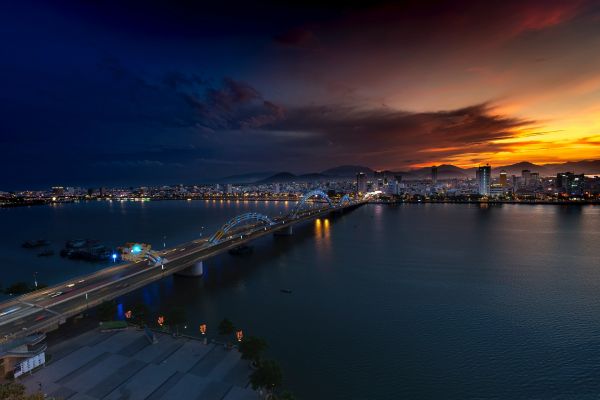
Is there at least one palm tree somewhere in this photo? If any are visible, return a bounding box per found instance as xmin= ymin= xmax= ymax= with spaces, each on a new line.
xmin=131 ymin=302 xmax=149 ymax=327
xmin=250 ymin=360 xmax=282 ymax=395
xmin=238 ymin=336 xmax=267 ymax=366
xmin=96 ymin=300 xmax=117 ymax=322
xmin=218 ymin=318 xmax=235 ymax=335
xmin=167 ymin=307 xmax=186 ymax=336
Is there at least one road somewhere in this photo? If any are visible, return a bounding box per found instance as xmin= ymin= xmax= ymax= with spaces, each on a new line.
xmin=0 ymin=202 xmax=363 ymax=342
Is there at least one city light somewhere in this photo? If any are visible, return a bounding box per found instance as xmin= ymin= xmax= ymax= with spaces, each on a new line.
xmin=236 ymin=330 xmax=243 ymax=342
xmin=112 ymin=253 xmax=117 ymax=262
xmin=200 ymin=324 xmax=207 ymax=335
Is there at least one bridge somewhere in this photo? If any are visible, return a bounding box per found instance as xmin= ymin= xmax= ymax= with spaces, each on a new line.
xmin=0 ymin=190 xmax=366 ymax=346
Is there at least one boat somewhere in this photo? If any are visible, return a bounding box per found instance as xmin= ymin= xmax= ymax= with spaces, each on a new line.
xmin=280 ymin=289 xmax=293 ymax=294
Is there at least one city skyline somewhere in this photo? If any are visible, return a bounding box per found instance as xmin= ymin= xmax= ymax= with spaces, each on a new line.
xmin=2 ymin=1 xmax=600 ymax=187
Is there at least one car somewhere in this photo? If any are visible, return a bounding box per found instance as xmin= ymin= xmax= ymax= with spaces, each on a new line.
xmin=49 ymin=291 xmax=63 ymax=298
xmin=34 ymin=315 xmax=46 ymax=322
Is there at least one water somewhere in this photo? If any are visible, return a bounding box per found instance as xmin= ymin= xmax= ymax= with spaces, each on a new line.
xmin=2 ymin=201 xmax=600 ymax=399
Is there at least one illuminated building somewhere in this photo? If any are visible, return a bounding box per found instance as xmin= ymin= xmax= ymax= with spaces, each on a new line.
xmin=476 ymin=165 xmax=491 ymax=196
xmin=499 ymin=170 xmax=507 ymax=187
xmin=557 ymin=172 xmax=585 ymax=197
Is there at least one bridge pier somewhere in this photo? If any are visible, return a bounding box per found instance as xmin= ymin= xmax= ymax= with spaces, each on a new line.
xmin=274 ymin=225 xmax=293 ymax=236
xmin=175 ymin=261 xmax=204 ymax=277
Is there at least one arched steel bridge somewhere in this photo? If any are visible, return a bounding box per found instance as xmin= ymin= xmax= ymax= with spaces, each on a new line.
xmin=208 ymin=213 xmax=275 ymax=244
xmin=0 ymin=189 xmax=365 ymax=342
xmin=207 ymin=190 xmax=358 ymax=244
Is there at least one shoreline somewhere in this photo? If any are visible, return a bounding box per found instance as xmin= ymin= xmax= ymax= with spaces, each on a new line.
xmin=2 ymin=197 xmax=599 ymax=209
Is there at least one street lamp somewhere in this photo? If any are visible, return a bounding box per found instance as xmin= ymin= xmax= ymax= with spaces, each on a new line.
xmin=200 ymin=323 xmax=207 ymax=344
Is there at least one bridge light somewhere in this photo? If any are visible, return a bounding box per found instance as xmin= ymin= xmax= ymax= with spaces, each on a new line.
xmin=236 ymin=330 xmax=243 ymax=342
xmin=112 ymin=253 xmax=117 ymax=262
xmin=200 ymin=324 xmax=207 ymax=335
xmin=157 ymin=316 xmax=165 ymax=327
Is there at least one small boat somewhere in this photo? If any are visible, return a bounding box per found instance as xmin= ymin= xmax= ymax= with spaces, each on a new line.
xmin=280 ymin=289 xmax=292 ymax=294
xmin=37 ymin=250 xmax=54 ymax=257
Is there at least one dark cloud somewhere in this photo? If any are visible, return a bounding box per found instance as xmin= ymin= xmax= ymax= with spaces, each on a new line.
xmin=260 ymin=103 xmax=534 ymax=169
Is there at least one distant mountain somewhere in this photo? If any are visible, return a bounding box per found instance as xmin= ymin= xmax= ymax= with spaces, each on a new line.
xmin=547 ymin=160 xmax=600 ymax=175
xmin=216 ymin=160 xmax=600 ymax=184
xmin=258 ymin=172 xmax=297 ymax=183
xmin=493 ymin=160 xmax=600 ymax=176
xmin=394 ymin=164 xmax=470 ymax=180
xmin=257 ymin=172 xmax=329 ymax=183
xmin=299 ymin=173 xmax=329 ymax=181
xmin=217 ymin=171 xmax=276 ymax=184
xmin=492 ymin=162 xmax=548 ymax=176
xmin=321 ymin=165 xmax=374 ymax=177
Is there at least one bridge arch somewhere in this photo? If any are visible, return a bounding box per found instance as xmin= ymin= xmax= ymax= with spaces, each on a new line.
xmin=338 ymin=194 xmax=351 ymax=206
xmin=291 ymin=190 xmax=333 ymax=218
xmin=209 ymin=213 xmax=274 ymax=244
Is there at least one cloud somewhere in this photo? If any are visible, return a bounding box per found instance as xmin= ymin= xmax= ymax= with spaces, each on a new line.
xmin=260 ymin=103 xmax=536 ymax=169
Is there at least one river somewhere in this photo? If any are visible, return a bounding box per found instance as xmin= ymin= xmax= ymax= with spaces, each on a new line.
xmin=2 ymin=200 xmax=600 ymax=399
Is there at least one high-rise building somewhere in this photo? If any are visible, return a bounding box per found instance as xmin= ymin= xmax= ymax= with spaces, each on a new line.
xmin=556 ymin=172 xmax=570 ymax=192
xmin=356 ymin=172 xmax=367 ymax=194
xmin=556 ymin=172 xmax=585 ymax=196
xmin=431 ymin=166 xmax=438 ymax=185
xmin=499 ymin=170 xmax=507 ymax=187
xmin=522 ymin=170 xmax=531 ymax=187
xmin=476 ymin=165 xmax=491 ymax=196
xmin=374 ymin=170 xmax=386 ymax=189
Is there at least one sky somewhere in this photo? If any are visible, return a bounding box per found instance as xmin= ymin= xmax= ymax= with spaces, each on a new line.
xmin=2 ymin=0 xmax=600 ymax=188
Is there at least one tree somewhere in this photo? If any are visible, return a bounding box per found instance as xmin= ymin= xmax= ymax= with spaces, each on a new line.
xmin=218 ymin=318 xmax=235 ymax=335
xmin=131 ymin=302 xmax=150 ymax=327
xmin=250 ymin=360 xmax=282 ymax=392
xmin=4 ymin=282 xmax=32 ymax=296
xmin=96 ymin=300 xmax=117 ymax=322
xmin=278 ymin=391 xmax=296 ymax=400
xmin=0 ymin=381 xmax=44 ymax=400
xmin=167 ymin=306 xmax=186 ymax=336
xmin=238 ymin=336 xmax=267 ymax=365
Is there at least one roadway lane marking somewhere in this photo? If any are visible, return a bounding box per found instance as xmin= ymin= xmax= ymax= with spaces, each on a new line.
xmin=0 ymin=305 xmax=41 ymax=326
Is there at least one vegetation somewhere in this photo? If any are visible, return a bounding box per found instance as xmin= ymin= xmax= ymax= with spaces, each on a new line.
xmin=99 ymin=320 xmax=127 ymax=330
xmin=166 ymin=306 xmax=187 ymax=335
xmin=277 ymin=391 xmax=296 ymax=400
xmin=131 ymin=302 xmax=150 ymax=326
xmin=238 ymin=336 xmax=267 ymax=365
xmin=0 ymin=382 xmax=44 ymax=400
xmin=96 ymin=300 xmax=117 ymax=321
xmin=218 ymin=318 xmax=235 ymax=335
xmin=250 ymin=359 xmax=283 ymax=392
xmin=3 ymin=282 xmax=46 ymax=296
